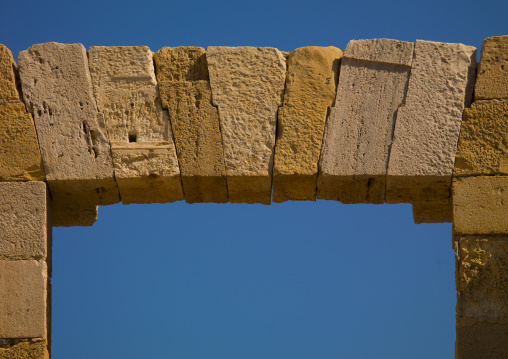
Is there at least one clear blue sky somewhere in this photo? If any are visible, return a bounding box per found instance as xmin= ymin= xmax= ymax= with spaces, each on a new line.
xmin=1 ymin=0 xmax=506 ymax=358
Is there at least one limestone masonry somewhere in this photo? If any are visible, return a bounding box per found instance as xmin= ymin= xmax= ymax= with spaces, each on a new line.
xmin=0 ymin=35 xmax=507 ymax=358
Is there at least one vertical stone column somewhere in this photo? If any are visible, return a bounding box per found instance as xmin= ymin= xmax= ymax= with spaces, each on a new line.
xmin=452 ymin=35 xmax=508 ymax=358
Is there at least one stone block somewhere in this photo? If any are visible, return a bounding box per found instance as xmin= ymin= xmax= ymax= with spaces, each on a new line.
xmin=0 ymin=45 xmax=19 ymax=103
xmin=455 ymin=235 xmax=508 ymax=319
xmin=154 ymin=47 xmax=228 ymax=203
xmin=412 ymin=200 xmax=452 ymax=224
xmin=17 ymin=43 xmax=119 ymax=225
xmin=474 ymin=35 xmax=508 ymax=100
xmin=386 ymin=40 xmax=476 ymax=203
xmin=0 ymin=103 xmax=45 ymax=182
xmin=454 ymin=99 xmax=508 ymax=176
xmin=88 ymin=46 xmax=183 ymax=204
xmin=272 ymin=46 xmax=341 ymax=202
xmin=318 ymin=39 xmax=413 ymax=204
xmin=206 ymin=46 xmax=286 ymax=204
xmin=0 ymin=260 xmax=47 ymax=339
xmin=0 ymin=182 xmax=49 ymax=259
xmin=456 ymin=318 xmax=508 ymax=359
xmin=0 ymin=340 xmax=49 ymax=359
xmin=453 ymin=176 xmax=508 ymax=235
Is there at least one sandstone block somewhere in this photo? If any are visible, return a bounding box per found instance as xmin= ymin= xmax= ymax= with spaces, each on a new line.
xmin=412 ymin=200 xmax=452 ymax=224
xmin=453 ymin=176 xmax=508 ymax=235
xmin=0 ymin=182 xmax=49 ymax=259
xmin=0 ymin=45 xmax=19 ymax=103
xmin=0 ymin=102 xmax=45 ymax=181
xmin=154 ymin=47 xmax=228 ymax=203
xmin=0 ymin=340 xmax=49 ymax=359
xmin=454 ymin=100 xmax=508 ymax=176
xmin=17 ymin=43 xmax=119 ymax=226
xmin=272 ymin=46 xmax=341 ymax=202
xmin=206 ymin=46 xmax=286 ymax=204
xmin=474 ymin=35 xmax=508 ymax=100
xmin=318 ymin=39 xmax=414 ymax=204
xmin=0 ymin=260 xmax=47 ymax=338
xmin=386 ymin=40 xmax=476 ymax=203
xmin=456 ymin=318 xmax=508 ymax=359
xmin=455 ymin=236 xmax=508 ymax=319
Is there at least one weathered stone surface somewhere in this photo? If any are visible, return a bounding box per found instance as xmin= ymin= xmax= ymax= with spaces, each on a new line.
xmin=412 ymin=200 xmax=452 ymax=224
xmin=88 ymin=46 xmax=183 ymax=204
xmin=0 ymin=103 xmax=45 ymax=181
xmin=0 ymin=340 xmax=49 ymax=359
xmin=17 ymin=42 xmax=119 ymax=225
xmin=154 ymin=47 xmax=228 ymax=203
xmin=272 ymin=46 xmax=341 ymax=202
xmin=386 ymin=40 xmax=476 ymax=203
xmin=456 ymin=319 xmax=508 ymax=359
xmin=455 ymin=236 xmax=508 ymax=319
xmin=474 ymin=35 xmax=508 ymax=100
xmin=453 ymin=176 xmax=508 ymax=235
xmin=0 ymin=45 xmax=19 ymax=103
xmin=207 ymin=46 xmax=286 ymax=204
xmin=454 ymin=100 xmax=508 ymax=176
xmin=0 ymin=260 xmax=47 ymax=338
xmin=318 ymin=39 xmax=413 ymax=204
xmin=0 ymin=182 xmax=49 ymax=259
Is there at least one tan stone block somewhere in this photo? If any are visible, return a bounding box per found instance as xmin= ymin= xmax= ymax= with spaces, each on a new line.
xmin=453 ymin=176 xmax=508 ymax=235
xmin=207 ymin=46 xmax=286 ymax=204
xmin=454 ymin=100 xmax=508 ymax=176
xmin=0 ymin=182 xmax=49 ymax=259
xmin=50 ymin=198 xmax=97 ymax=227
xmin=0 ymin=103 xmax=45 ymax=181
xmin=88 ymin=46 xmax=183 ymax=204
xmin=272 ymin=46 xmax=341 ymax=202
xmin=412 ymin=200 xmax=452 ymax=224
xmin=154 ymin=47 xmax=228 ymax=204
xmin=0 ymin=260 xmax=47 ymax=338
xmin=318 ymin=39 xmax=414 ymax=204
xmin=17 ymin=43 xmax=119 ymax=226
xmin=456 ymin=318 xmax=508 ymax=359
xmin=0 ymin=45 xmax=19 ymax=103
xmin=474 ymin=35 xmax=508 ymax=100
xmin=0 ymin=340 xmax=49 ymax=359
xmin=386 ymin=40 xmax=476 ymax=203
xmin=455 ymin=236 xmax=508 ymax=319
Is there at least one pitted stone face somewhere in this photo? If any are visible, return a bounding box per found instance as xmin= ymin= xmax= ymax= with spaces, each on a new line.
xmin=272 ymin=46 xmax=342 ymax=202
xmin=0 ymin=45 xmax=20 ymax=103
xmin=318 ymin=39 xmax=413 ymax=204
xmin=154 ymin=47 xmax=228 ymax=204
xmin=88 ymin=46 xmax=183 ymax=204
xmin=474 ymin=35 xmax=508 ymax=100
xmin=206 ymin=46 xmax=286 ymax=204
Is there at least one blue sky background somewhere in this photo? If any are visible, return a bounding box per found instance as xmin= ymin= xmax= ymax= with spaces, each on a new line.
xmin=1 ymin=0 xmax=506 ymax=358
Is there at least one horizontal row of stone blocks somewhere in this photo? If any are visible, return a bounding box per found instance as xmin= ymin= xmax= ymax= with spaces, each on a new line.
xmin=3 ymin=37 xmax=507 ymax=227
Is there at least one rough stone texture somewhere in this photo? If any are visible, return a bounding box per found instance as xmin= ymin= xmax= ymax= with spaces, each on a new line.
xmin=454 ymin=100 xmax=508 ymax=176
xmin=456 ymin=319 xmax=508 ymax=359
xmin=17 ymin=42 xmax=119 ymax=226
xmin=318 ymin=39 xmax=413 ymax=204
xmin=474 ymin=35 xmax=508 ymax=100
xmin=154 ymin=47 xmax=228 ymax=203
xmin=455 ymin=236 xmax=508 ymax=319
xmin=0 ymin=103 xmax=45 ymax=181
xmin=88 ymin=46 xmax=183 ymax=204
xmin=453 ymin=176 xmax=508 ymax=235
xmin=0 ymin=340 xmax=49 ymax=359
xmin=0 ymin=45 xmax=19 ymax=103
xmin=412 ymin=200 xmax=452 ymax=224
xmin=272 ymin=46 xmax=342 ymax=202
xmin=0 ymin=182 xmax=49 ymax=259
xmin=386 ymin=40 xmax=476 ymax=203
xmin=0 ymin=260 xmax=47 ymax=339
xmin=207 ymin=46 xmax=286 ymax=204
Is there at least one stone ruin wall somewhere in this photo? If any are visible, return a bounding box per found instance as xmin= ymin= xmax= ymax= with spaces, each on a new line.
xmin=0 ymin=36 xmax=507 ymax=358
